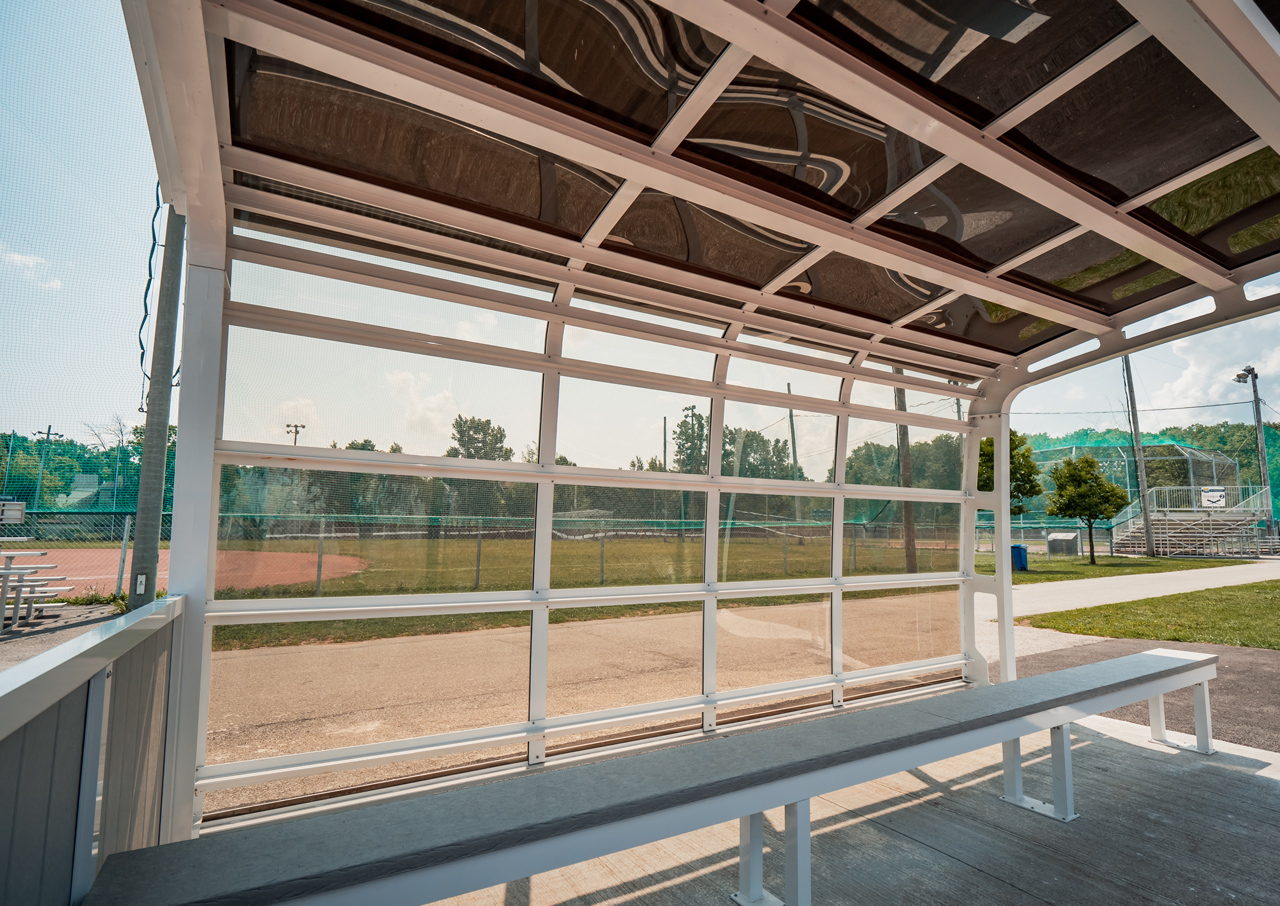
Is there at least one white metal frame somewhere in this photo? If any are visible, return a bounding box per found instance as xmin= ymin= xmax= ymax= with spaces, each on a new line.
xmin=116 ymin=0 xmax=1280 ymax=841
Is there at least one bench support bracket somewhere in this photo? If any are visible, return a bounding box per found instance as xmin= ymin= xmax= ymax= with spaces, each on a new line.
xmin=1149 ymin=685 xmax=1216 ymax=754
xmin=732 ymin=813 xmax=781 ymax=906
xmin=1001 ymin=725 xmax=1079 ymax=822
xmin=732 ymin=802 xmax=810 ymax=906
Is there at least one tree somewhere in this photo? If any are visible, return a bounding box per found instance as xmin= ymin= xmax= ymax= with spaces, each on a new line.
xmin=978 ymin=429 xmax=1043 ymax=515
xmin=1046 ymin=455 xmax=1129 ymax=564
xmin=671 ymin=405 xmax=708 ymax=474
xmin=445 ymin=416 xmax=513 ymax=462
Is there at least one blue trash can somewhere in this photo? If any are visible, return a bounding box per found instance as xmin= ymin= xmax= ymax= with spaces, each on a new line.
xmin=1011 ymin=544 xmax=1029 ymax=571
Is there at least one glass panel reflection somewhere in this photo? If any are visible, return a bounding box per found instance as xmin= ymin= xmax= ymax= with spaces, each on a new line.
xmin=778 ymin=252 xmax=946 ymax=322
xmin=686 ymin=56 xmax=941 ymax=216
xmin=842 ymin=585 xmax=959 ymax=670
xmin=795 ymin=0 xmax=1135 ymax=121
xmin=1010 ymin=232 xmax=1190 ymax=310
xmin=717 ymin=593 xmax=831 ymax=690
xmin=718 ymin=493 xmax=833 ymax=582
xmin=604 ymin=189 xmax=815 ymax=287
xmin=1008 ymin=38 xmax=1256 ymax=199
xmin=722 ymin=401 xmax=838 ymax=483
xmin=880 ymin=164 xmax=1075 ymax=267
xmin=296 ymin=0 xmax=727 ymax=135
xmin=230 ymin=47 xmax=620 ymax=237
xmin=911 ymin=295 xmax=1071 ymax=354
xmin=844 ymin=419 xmax=963 ymax=491
xmin=1141 ymin=147 xmax=1280 ymax=265
xmin=843 ymin=501 xmax=961 ymax=576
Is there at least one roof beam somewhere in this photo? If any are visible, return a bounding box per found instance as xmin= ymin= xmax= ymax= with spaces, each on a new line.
xmin=643 ymin=0 xmax=1234 ymax=292
xmin=205 ymin=0 xmax=1113 ymax=333
xmin=226 ymin=182 xmax=1004 ymax=376
xmin=1119 ymin=0 xmax=1280 ymax=152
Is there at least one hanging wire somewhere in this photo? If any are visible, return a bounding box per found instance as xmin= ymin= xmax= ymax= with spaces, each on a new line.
xmin=138 ymin=182 xmax=163 ymax=413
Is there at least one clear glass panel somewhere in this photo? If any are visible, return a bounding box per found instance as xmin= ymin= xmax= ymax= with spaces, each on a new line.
xmin=795 ymin=0 xmax=1136 ymax=122
xmin=206 ymin=611 xmax=532 ymax=803
xmin=842 ymin=585 xmax=960 ymax=670
xmin=571 ymin=293 xmax=728 ymax=337
xmin=222 ymin=327 xmax=543 ymax=459
xmin=880 ymin=164 xmax=1075 ymax=267
xmin=718 ymin=494 xmax=833 ymax=582
xmin=550 ymin=486 xmax=706 ymax=588
xmin=844 ymin=421 xmax=963 ymax=491
xmin=230 ymin=260 xmax=546 ymax=351
xmin=686 ymin=56 xmax=942 ymax=216
xmin=780 ymin=252 xmax=946 ymax=322
xmin=202 ymin=746 xmax=527 ymax=816
xmin=561 ymin=324 xmax=715 ymax=381
xmin=216 ymin=465 xmax=535 ymax=598
xmin=726 ymin=356 xmax=842 ymax=400
xmin=717 ymin=593 xmax=831 ymax=690
xmin=843 ymin=501 xmax=961 ymax=576
xmin=1142 ymin=147 xmax=1280 ymax=264
xmin=297 ymin=0 xmax=727 ymax=136
xmin=722 ymin=401 xmax=838 ymax=482
xmin=555 ymin=378 xmax=709 ymax=473
xmin=604 ymin=189 xmax=815 ymax=287
xmin=234 ymin=217 xmax=557 ymax=300
xmin=546 ymin=602 xmax=703 ymax=717
xmin=910 ymin=295 xmax=1073 ymax=354
xmin=230 ymin=48 xmax=621 ymax=237
xmin=1009 ymin=38 xmax=1257 ymax=199
xmin=1010 ymin=232 xmax=1190 ymax=311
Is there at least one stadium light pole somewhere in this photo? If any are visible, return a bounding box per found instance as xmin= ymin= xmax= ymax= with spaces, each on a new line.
xmin=286 ymin=423 xmax=306 ymax=445
xmin=1235 ymin=366 xmax=1273 ymax=536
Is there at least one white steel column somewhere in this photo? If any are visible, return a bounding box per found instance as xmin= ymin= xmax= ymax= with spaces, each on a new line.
xmin=991 ymin=414 xmax=1016 ymax=682
xmin=784 ymin=799 xmax=812 ymax=906
xmin=1050 ymin=724 xmax=1078 ymax=821
xmin=831 ymin=378 xmax=851 ymax=703
xmin=704 ymin=351 xmax=728 ymax=727
xmin=161 ymin=262 xmax=225 ymax=841
xmin=958 ymin=425 xmax=989 ymax=687
xmin=732 ymin=813 xmax=775 ymax=906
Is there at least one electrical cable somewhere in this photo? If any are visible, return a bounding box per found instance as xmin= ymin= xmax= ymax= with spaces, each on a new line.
xmin=137 ymin=182 xmax=162 ymax=413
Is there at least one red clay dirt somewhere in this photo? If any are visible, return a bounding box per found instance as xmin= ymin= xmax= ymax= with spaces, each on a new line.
xmin=24 ymin=548 xmax=366 ymax=596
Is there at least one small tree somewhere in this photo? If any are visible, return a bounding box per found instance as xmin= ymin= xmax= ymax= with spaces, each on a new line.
xmin=977 ymin=429 xmax=1043 ymax=515
xmin=1046 ymin=455 xmax=1128 ymax=564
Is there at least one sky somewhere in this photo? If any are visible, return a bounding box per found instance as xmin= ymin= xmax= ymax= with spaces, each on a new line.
xmin=3 ymin=3 xmax=1280 ymax=471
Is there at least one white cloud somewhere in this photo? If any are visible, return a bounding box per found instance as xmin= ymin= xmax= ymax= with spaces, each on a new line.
xmin=0 ymin=243 xmax=62 ymax=290
xmin=384 ymin=370 xmax=457 ymax=444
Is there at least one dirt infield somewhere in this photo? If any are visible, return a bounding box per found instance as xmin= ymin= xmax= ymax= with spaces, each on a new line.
xmin=22 ymin=548 xmax=366 ymax=596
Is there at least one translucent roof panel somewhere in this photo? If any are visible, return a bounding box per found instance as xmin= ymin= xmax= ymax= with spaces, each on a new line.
xmin=792 ymin=0 xmax=1136 ymax=123
xmin=603 ymin=189 xmax=815 ymax=287
xmin=878 ymin=164 xmax=1076 ymax=268
xmin=910 ymin=296 xmax=1072 ymax=355
xmin=683 ymin=57 xmax=942 ymax=217
xmin=1139 ymin=147 xmax=1280 ymax=267
xmin=230 ymin=47 xmax=620 ymax=238
xmin=777 ymin=252 xmax=946 ymax=323
xmin=1007 ymin=38 xmax=1257 ymax=201
xmin=1008 ymin=231 xmax=1192 ymax=312
xmin=290 ymin=0 xmax=728 ymax=137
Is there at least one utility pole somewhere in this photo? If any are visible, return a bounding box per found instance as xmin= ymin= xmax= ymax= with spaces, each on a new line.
xmin=1235 ymin=365 xmax=1273 ymax=535
xmin=892 ymin=369 xmax=918 ymax=572
xmin=129 ymin=206 xmax=185 ymax=610
xmin=2 ymin=432 xmax=14 ymax=494
xmin=286 ymin=423 xmax=306 ymax=445
xmin=1122 ymin=356 xmax=1155 ymax=556
xmin=662 ymin=416 xmax=667 ymax=471
xmin=32 ymin=425 xmax=63 ymax=509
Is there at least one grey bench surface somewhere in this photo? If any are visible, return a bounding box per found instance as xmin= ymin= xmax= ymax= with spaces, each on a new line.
xmin=85 ymin=649 xmax=1215 ymax=906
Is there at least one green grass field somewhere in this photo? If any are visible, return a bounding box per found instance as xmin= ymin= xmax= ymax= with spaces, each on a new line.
xmin=973 ymin=552 xmax=1250 ymax=584
xmin=1026 ymin=580 xmax=1280 ymax=650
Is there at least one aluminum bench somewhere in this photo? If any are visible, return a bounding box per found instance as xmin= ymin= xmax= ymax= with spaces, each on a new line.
xmin=84 ymin=649 xmax=1217 ymax=906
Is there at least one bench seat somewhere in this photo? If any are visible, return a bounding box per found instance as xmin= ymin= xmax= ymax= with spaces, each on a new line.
xmin=85 ymin=649 xmax=1217 ymax=906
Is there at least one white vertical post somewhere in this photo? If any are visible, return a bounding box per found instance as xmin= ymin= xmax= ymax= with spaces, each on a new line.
xmin=1193 ymin=681 xmax=1215 ymax=754
xmin=1002 ymin=737 xmax=1024 ymax=803
xmin=161 ymin=262 xmax=225 ymax=842
xmin=991 ymin=413 xmax=1015 ymax=681
xmin=702 ymin=593 xmax=717 ymax=731
xmin=784 ymin=799 xmax=812 ymax=906
xmin=959 ymin=424 xmax=989 ymax=686
xmin=529 ymin=311 xmax=563 ymax=765
xmin=1050 ymin=723 xmax=1077 ymax=821
xmin=734 ymin=813 xmax=765 ymax=905
xmin=70 ymin=666 xmax=109 ymax=904
xmin=831 ymin=380 xmax=849 ymax=704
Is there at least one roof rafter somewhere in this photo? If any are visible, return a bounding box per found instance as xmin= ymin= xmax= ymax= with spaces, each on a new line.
xmin=205 ymin=0 xmax=1113 ymax=334
xmin=644 ymin=0 xmax=1235 ymax=292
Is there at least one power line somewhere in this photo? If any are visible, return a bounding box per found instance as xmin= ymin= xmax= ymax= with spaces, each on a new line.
xmin=1023 ymin=400 xmax=1253 ymax=416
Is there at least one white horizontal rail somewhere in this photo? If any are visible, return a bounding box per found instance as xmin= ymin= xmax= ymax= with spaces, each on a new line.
xmin=0 ymin=596 xmax=184 ymax=741
xmin=227 ymin=237 xmax=986 ymax=400
xmin=205 ymin=574 xmax=965 ymax=623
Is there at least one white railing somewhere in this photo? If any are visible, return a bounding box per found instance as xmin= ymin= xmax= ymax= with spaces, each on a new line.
xmin=1146 ymin=485 xmax=1268 ymax=512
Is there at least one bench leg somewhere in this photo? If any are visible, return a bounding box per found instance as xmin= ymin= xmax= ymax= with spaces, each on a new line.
xmin=1001 ymin=726 xmax=1078 ymax=822
xmin=732 ymin=814 xmax=781 ymax=906
xmin=784 ymin=800 xmax=811 ymax=906
xmin=1149 ymin=687 xmax=1216 ymax=755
